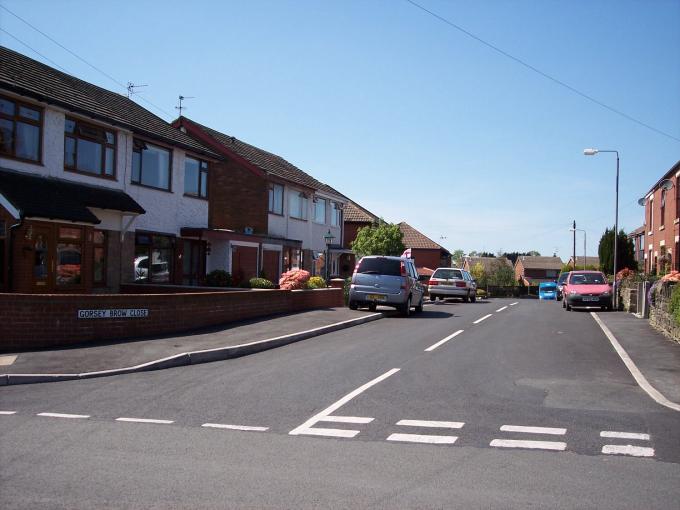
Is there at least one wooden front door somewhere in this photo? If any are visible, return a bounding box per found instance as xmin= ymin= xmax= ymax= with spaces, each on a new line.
xmin=232 ymin=246 xmax=258 ymax=285
xmin=261 ymin=250 xmax=280 ymax=283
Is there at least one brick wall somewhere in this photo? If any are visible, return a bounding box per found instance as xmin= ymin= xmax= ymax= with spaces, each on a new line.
xmin=209 ymin=160 xmax=268 ymax=234
xmin=410 ymin=248 xmax=443 ymax=270
xmin=0 ymin=287 xmax=343 ymax=351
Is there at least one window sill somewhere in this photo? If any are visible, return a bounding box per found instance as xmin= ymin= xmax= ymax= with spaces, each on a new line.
xmin=675 ymin=218 xmax=679 ymax=225
xmin=290 ymin=216 xmax=308 ymax=222
xmin=313 ymin=221 xmax=327 ymax=226
xmin=268 ymin=211 xmax=285 ymax=217
xmin=65 ymin=167 xmax=117 ymax=181
xmin=659 ymin=226 xmax=665 ymax=231
xmin=1 ymin=154 xmax=44 ymax=166
xmin=183 ymin=193 xmax=208 ymax=201
xmin=131 ymin=182 xmax=173 ymax=193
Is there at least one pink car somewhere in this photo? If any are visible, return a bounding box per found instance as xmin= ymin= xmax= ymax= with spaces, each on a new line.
xmin=562 ymin=270 xmax=613 ymax=311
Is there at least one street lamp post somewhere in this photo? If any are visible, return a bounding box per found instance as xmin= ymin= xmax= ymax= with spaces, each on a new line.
xmin=569 ymin=228 xmax=586 ymax=269
xmin=584 ymin=148 xmax=619 ymax=310
xmin=323 ymin=229 xmax=336 ymax=285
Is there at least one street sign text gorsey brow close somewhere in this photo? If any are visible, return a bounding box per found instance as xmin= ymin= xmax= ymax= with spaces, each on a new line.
xmin=77 ymin=309 xmax=149 ymax=319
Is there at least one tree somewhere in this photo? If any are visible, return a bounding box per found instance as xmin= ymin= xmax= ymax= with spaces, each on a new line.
xmin=488 ymin=261 xmax=515 ymax=286
xmin=503 ymin=251 xmax=541 ymax=265
xmin=470 ymin=262 xmax=487 ymax=287
xmin=451 ymin=249 xmax=465 ymax=267
xmin=597 ymin=228 xmax=637 ymax=275
xmin=351 ymin=221 xmax=405 ymax=258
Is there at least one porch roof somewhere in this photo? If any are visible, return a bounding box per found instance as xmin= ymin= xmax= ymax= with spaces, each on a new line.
xmin=180 ymin=227 xmax=302 ymax=246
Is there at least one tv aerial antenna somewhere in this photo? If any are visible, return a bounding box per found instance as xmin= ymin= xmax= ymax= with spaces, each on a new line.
xmin=176 ymin=95 xmax=195 ymax=116
xmin=126 ymin=82 xmax=148 ymax=98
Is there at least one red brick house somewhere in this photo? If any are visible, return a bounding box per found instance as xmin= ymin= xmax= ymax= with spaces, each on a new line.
xmin=173 ymin=117 xmax=348 ymax=284
xmin=514 ymin=256 xmax=563 ymax=286
xmin=399 ymin=222 xmax=451 ymax=275
xmin=642 ymin=160 xmax=680 ymax=274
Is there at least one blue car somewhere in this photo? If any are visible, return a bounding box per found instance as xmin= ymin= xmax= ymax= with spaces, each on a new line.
xmin=539 ymin=282 xmax=557 ymax=300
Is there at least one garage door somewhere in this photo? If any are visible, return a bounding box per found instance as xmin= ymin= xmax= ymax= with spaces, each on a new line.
xmin=232 ymin=246 xmax=258 ymax=285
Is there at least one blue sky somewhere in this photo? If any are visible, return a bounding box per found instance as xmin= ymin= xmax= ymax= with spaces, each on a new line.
xmin=1 ymin=0 xmax=679 ymax=260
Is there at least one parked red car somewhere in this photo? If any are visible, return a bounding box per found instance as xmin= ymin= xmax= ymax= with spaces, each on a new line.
xmin=562 ymin=270 xmax=613 ymax=311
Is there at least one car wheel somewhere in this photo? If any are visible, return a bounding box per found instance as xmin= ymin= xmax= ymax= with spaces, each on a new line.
xmin=470 ymin=293 xmax=476 ymax=303
xmin=415 ymin=296 xmax=424 ymax=313
xmin=401 ymin=296 xmax=412 ymax=317
xmin=349 ymin=301 xmax=358 ymax=310
xmin=463 ymin=292 xmax=470 ymax=303
xmin=566 ymin=302 xmax=572 ymax=311
xmin=430 ymin=295 xmax=438 ymax=302
xmin=368 ymin=303 xmax=377 ymax=312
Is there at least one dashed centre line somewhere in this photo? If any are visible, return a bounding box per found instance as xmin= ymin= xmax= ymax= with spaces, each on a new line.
xmin=600 ymin=431 xmax=650 ymax=440
xmin=509 ymin=302 xmax=518 ymax=306
xmin=473 ymin=314 xmax=492 ymax=324
xmin=490 ymin=439 xmax=567 ymax=451
xmin=319 ymin=415 xmax=374 ymax=424
xmin=202 ymin=423 xmax=268 ymax=432
xmin=37 ymin=412 xmax=90 ymax=419
xmin=496 ymin=306 xmax=508 ymax=312
xmin=0 ymin=411 xmax=17 ymax=415
xmin=602 ymin=445 xmax=655 ymax=457
xmin=424 ymin=330 xmax=464 ymax=352
xmin=116 ymin=417 xmax=174 ymax=424
xmin=397 ymin=419 xmax=464 ymax=429
xmin=501 ymin=425 xmax=566 ymax=436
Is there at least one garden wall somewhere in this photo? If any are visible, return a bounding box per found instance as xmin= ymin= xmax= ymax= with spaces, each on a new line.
xmin=650 ymin=284 xmax=680 ymax=343
xmin=0 ymin=288 xmax=343 ymax=352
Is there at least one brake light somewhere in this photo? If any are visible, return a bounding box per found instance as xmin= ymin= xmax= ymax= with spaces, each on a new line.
xmin=455 ymin=281 xmax=466 ymax=288
xmin=429 ymin=280 xmax=439 ymax=286
xmin=400 ymin=261 xmax=406 ymax=276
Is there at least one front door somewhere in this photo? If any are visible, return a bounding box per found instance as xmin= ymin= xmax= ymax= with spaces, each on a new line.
xmin=262 ymin=249 xmax=280 ymax=283
xmin=31 ymin=225 xmax=53 ymax=291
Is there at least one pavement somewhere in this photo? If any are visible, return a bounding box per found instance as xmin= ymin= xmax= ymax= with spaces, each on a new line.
xmin=0 ymin=307 xmax=382 ymax=384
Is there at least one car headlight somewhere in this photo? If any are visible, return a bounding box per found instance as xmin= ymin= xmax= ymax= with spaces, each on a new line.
xmin=569 ymin=290 xmax=578 ymax=295
xmin=601 ymin=291 xmax=611 ymax=296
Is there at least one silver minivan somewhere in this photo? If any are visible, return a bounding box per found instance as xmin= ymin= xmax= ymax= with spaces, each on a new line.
xmin=348 ymin=256 xmax=425 ymax=316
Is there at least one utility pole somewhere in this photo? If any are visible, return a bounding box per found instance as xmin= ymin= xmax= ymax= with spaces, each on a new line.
xmin=573 ymin=220 xmax=576 ymax=271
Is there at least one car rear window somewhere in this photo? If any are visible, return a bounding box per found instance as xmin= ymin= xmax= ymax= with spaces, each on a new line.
xmin=432 ymin=269 xmax=462 ymax=279
xmin=570 ymin=272 xmax=606 ymax=285
xmin=540 ymin=284 xmax=556 ymax=290
xmin=356 ymin=258 xmax=401 ymax=276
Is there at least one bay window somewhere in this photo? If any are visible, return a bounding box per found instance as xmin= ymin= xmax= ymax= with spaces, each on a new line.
xmin=0 ymin=95 xmax=42 ymax=162
xmin=64 ymin=118 xmax=116 ymax=177
xmin=134 ymin=233 xmax=174 ymax=283
xmin=56 ymin=227 xmax=83 ymax=286
xmin=132 ymin=140 xmax=171 ymax=190
xmin=184 ymin=156 xmax=208 ymax=198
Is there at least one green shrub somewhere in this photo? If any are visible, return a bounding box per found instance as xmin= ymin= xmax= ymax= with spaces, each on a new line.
xmin=344 ymin=277 xmax=352 ymax=305
xmin=476 ymin=289 xmax=487 ymax=298
xmin=249 ymin=277 xmax=275 ymax=289
xmin=306 ymin=276 xmax=327 ymax=289
xmin=205 ymin=270 xmax=232 ymax=287
xmin=669 ymin=284 xmax=680 ymax=324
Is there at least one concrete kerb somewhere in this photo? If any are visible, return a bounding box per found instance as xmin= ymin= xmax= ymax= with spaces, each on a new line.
xmin=0 ymin=312 xmax=384 ymax=386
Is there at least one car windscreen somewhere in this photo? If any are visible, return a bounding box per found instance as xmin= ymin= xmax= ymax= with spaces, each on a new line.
xmin=432 ymin=269 xmax=463 ymax=279
xmin=540 ymin=284 xmax=556 ymax=290
xmin=356 ymin=258 xmax=401 ymax=276
xmin=570 ymin=273 xmax=606 ymax=285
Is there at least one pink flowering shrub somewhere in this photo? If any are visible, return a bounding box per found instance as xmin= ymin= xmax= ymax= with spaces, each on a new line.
xmin=615 ymin=268 xmax=635 ymax=281
xmin=278 ymin=269 xmax=311 ymax=290
xmin=661 ymin=270 xmax=680 ymax=283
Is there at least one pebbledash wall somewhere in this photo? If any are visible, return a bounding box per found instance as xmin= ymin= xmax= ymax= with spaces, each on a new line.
xmin=0 ymin=287 xmax=343 ymax=351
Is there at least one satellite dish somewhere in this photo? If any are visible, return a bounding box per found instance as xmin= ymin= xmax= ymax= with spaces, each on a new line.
xmin=637 ymin=197 xmax=647 ymax=206
xmin=660 ymin=179 xmax=674 ymax=191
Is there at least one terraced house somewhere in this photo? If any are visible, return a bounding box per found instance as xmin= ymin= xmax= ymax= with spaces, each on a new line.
xmin=0 ymin=46 xmax=222 ymax=292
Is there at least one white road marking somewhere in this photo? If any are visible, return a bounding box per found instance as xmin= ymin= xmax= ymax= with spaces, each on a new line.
xmin=591 ymin=312 xmax=680 ymax=412
xmin=116 ymin=417 xmax=174 ymax=424
xmin=387 ymin=433 xmax=458 ymax=444
xmin=201 ymin=423 xmax=268 ymax=432
xmin=289 ymin=368 xmax=400 ymax=437
xmin=295 ymin=427 xmax=359 ymax=438
xmin=397 ymin=419 xmax=464 ymax=429
xmin=37 ymin=412 xmax=90 ymax=419
xmin=602 ymin=445 xmax=655 ymax=457
xmin=424 ymin=330 xmax=464 ymax=351
xmin=0 ymin=355 xmax=17 ymax=366
xmin=600 ymin=431 xmax=650 ymax=441
xmin=473 ymin=314 xmax=492 ymax=324
xmin=496 ymin=306 xmax=508 ymax=312
xmin=500 ymin=425 xmax=566 ymax=436
xmin=509 ymin=302 xmax=519 ymax=306
xmin=319 ymin=415 xmax=374 ymax=424
xmin=0 ymin=411 xmax=17 ymax=415
xmin=490 ymin=439 xmax=566 ymax=451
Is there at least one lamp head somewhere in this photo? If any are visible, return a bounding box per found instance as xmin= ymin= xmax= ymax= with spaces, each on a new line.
xmin=660 ymin=179 xmax=674 ymax=191
xmin=637 ymin=197 xmax=647 ymax=206
xmin=583 ymin=148 xmax=599 ymax=156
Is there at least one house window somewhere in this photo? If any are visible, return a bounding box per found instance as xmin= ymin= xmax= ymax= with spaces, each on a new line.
xmin=56 ymin=227 xmax=83 ymax=286
xmin=0 ymin=95 xmax=42 ymax=162
xmin=132 ymin=140 xmax=171 ymax=191
xmin=331 ymin=202 xmax=341 ymax=227
xmin=314 ymin=198 xmax=326 ymax=224
xmin=134 ymin=233 xmax=174 ymax=283
xmin=268 ymin=183 xmax=283 ymax=215
xmin=184 ymin=156 xmax=208 ymax=197
xmin=660 ymin=189 xmax=666 ymax=228
xmin=93 ymin=230 xmax=107 ymax=285
xmin=64 ymin=118 xmax=116 ymax=177
xmin=290 ymin=191 xmax=308 ymax=220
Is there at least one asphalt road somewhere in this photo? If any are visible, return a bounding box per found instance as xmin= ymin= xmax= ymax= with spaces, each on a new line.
xmin=1 ymin=298 xmax=679 ymax=509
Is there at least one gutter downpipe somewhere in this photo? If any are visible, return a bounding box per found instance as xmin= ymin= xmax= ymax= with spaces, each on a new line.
xmin=7 ymin=217 xmax=23 ymax=292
